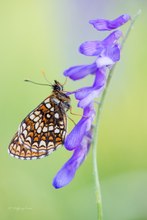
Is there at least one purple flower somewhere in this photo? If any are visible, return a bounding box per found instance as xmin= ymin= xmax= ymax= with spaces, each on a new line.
xmin=53 ymin=129 xmax=92 ymax=189
xmin=79 ymin=30 xmax=122 ymax=69
xmin=79 ymin=30 xmax=122 ymax=57
xmin=52 ymin=14 xmax=130 ymax=188
xmin=75 ymin=68 xmax=106 ymax=108
xmin=64 ymin=63 xmax=98 ymax=80
xmin=89 ymin=14 xmax=131 ymax=31
xmin=53 ymin=104 xmax=94 ymax=189
xmin=65 ymin=103 xmax=95 ymax=150
xmin=64 ymin=31 xmax=121 ymax=108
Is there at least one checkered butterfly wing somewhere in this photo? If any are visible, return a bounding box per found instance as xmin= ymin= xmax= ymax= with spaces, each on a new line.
xmin=8 ymin=95 xmax=67 ymax=160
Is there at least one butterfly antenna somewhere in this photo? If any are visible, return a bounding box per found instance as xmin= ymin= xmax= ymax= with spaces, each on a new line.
xmin=41 ymin=70 xmax=52 ymax=85
xmin=24 ymin=79 xmax=50 ymax=87
xmin=62 ymin=77 xmax=68 ymax=86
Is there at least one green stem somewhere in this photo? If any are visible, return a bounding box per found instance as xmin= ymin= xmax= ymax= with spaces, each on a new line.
xmin=92 ymin=10 xmax=141 ymax=220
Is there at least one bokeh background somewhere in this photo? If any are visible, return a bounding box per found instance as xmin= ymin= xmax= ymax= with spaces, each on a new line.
xmin=0 ymin=1 xmax=147 ymax=220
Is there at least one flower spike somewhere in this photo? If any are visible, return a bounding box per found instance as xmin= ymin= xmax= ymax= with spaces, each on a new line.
xmin=53 ymin=14 xmax=131 ymax=188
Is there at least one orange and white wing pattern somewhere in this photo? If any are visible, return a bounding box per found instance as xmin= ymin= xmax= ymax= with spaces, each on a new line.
xmin=8 ymin=95 xmax=67 ymax=160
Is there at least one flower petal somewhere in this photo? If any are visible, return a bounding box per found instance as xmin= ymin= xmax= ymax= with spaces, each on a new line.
xmin=79 ymin=31 xmax=121 ymax=58
xmin=79 ymin=41 xmax=104 ymax=56
xmin=64 ymin=63 xmax=97 ymax=80
xmin=53 ymin=131 xmax=92 ymax=189
xmin=108 ymin=44 xmax=120 ymax=62
xmin=64 ymin=104 xmax=95 ymax=150
xmin=93 ymin=68 xmax=106 ymax=87
xmin=75 ymin=69 xmax=106 ymax=107
xmin=75 ymin=87 xmax=94 ymax=100
xmin=75 ymin=68 xmax=106 ymax=99
xmin=64 ymin=118 xmax=89 ymax=150
xmin=96 ymin=44 xmax=120 ymax=68
xmin=89 ymin=14 xmax=131 ymax=31
xmin=96 ymin=56 xmax=114 ymax=68
xmin=78 ymin=89 xmax=103 ymax=108
xmin=102 ymin=30 xmax=122 ymax=46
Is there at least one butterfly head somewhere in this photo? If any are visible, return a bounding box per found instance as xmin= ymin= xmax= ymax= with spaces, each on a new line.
xmin=52 ymin=80 xmax=63 ymax=92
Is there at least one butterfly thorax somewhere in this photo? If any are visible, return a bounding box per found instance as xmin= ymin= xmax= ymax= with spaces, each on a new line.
xmin=51 ymin=91 xmax=70 ymax=112
xmin=51 ymin=80 xmax=71 ymax=112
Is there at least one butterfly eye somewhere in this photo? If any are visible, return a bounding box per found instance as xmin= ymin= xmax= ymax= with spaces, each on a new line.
xmin=54 ymin=85 xmax=61 ymax=91
xmin=53 ymin=82 xmax=63 ymax=91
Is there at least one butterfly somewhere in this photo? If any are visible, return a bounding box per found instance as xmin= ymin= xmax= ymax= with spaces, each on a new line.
xmin=8 ymin=80 xmax=71 ymax=160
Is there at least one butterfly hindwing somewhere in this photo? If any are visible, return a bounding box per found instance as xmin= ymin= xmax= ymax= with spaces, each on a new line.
xmin=8 ymin=95 xmax=67 ymax=160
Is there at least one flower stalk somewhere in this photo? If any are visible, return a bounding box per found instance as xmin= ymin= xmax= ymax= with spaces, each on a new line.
xmin=92 ymin=10 xmax=141 ymax=220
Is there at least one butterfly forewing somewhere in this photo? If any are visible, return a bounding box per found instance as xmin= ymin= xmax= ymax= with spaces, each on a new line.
xmin=8 ymin=91 xmax=69 ymax=160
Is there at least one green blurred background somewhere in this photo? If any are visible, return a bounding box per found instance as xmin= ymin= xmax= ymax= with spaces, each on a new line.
xmin=0 ymin=1 xmax=147 ymax=220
